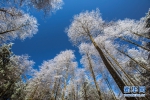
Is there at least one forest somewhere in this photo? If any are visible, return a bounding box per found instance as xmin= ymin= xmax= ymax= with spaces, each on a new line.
xmin=0 ymin=0 xmax=150 ymax=100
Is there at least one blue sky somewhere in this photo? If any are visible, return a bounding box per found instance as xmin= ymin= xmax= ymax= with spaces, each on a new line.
xmin=12 ymin=0 xmax=150 ymax=69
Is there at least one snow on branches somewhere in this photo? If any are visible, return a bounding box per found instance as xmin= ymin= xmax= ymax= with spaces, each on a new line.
xmin=0 ymin=7 xmax=38 ymax=43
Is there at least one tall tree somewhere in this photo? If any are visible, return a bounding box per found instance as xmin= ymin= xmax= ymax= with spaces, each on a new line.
xmin=25 ymin=50 xmax=77 ymax=100
xmin=66 ymin=9 xmax=134 ymax=99
xmin=79 ymin=43 xmax=102 ymax=100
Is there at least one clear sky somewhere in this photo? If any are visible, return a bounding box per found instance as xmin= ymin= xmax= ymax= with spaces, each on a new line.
xmin=12 ymin=0 xmax=150 ymax=69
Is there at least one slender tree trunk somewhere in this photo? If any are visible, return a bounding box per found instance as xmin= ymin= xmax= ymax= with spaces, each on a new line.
xmin=72 ymin=86 xmax=76 ymax=100
xmin=76 ymin=84 xmax=79 ymax=100
xmin=50 ymin=79 xmax=58 ymax=100
xmin=130 ymin=31 xmax=150 ymax=39
xmin=116 ymin=48 xmax=150 ymax=72
xmin=62 ymin=66 xmax=69 ymax=100
xmin=119 ymin=37 xmax=150 ymax=52
xmin=62 ymin=81 xmax=66 ymax=100
xmin=86 ymin=53 xmax=102 ymax=100
xmin=55 ymin=78 xmax=61 ymax=100
xmin=87 ymin=33 xmax=136 ymax=100
xmin=83 ymin=83 xmax=88 ymax=100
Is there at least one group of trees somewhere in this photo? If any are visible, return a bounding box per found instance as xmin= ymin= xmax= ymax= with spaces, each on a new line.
xmin=0 ymin=0 xmax=63 ymax=100
xmin=0 ymin=0 xmax=150 ymax=100
xmin=66 ymin=9 xmax=150 ymax=100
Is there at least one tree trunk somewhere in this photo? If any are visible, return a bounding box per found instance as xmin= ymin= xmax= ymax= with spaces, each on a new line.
xmin=83 ymin=83 xmax=88 ymax=100
xmin=76 ymin=84 xmax=79 ymax=100
xmin=86 ymin=53 xmax=102 ymax=100
xmin=62 ymin=66 xmax=69 ymax=100
xmin=51 ymin=78 xmax=58 ymax=100
xmin=87 ymin=33 xmax=136 ymax=100
xmin=130 ymin=31 xmax=150 ymax=39
xmin=55 ymin=78 xmax=61 ymax=100
xmin=119 ymin=37 xmax=150 ymax=52
xmin=72 ymin=86 xmax=76 ymax=100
